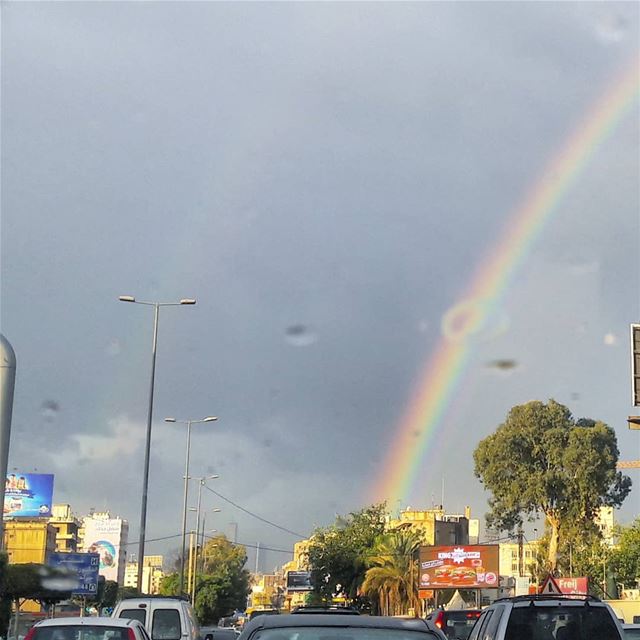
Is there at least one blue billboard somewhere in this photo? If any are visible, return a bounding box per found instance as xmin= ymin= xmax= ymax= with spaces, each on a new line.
xmin=4 ymin=473 xmax=54 ymax=517
xmin=48 ymin=552 xmax=100 ymax=596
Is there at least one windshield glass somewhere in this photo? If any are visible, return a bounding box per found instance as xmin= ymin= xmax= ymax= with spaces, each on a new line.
xmin=3 ymin=0 xmax=639 ymax=627
xmin=33 ymin=627 xmax=130 ymax=640
xmin=505 ymin=606 xmax=620 ymax=640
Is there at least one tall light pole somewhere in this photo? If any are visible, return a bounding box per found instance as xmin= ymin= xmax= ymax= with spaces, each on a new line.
xmin=199 ymin=509 xmax=221 ymax=572
xmin=189 ymin=476 xmax=217 ymax=603
xmin=119 ymin=295 xmax=196 ymax=592
xmin=165 ymin=418 xmax=218 ymax=596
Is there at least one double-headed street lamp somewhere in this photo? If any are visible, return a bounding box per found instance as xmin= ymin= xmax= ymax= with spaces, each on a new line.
xmin=119 ymin=295 xmax=196 ymax=592
xmin=165 ymin=417 xmax=218 ymax=596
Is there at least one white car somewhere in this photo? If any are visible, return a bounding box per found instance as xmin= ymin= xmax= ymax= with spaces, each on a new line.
xmin=112 ymin=597 xmax=199 ymax=640
xmin=23 ymin=616 xmax=150 ymax=640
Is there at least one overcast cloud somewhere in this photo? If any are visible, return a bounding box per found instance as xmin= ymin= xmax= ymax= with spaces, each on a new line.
xmin=2 ymin=1 xmax=639 ymax=570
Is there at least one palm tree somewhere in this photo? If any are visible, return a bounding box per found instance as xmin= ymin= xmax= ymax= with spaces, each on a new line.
xmin=362 ymin=529 xmax=421 ymax=616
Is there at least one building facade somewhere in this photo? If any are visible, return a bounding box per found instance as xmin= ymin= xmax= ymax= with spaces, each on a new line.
xmin=498 ymin=541 xmax=539 ymax=580
xmin=124 ymin=557 xmax=164 ymax=594
xmin=81 ymin=511 xmax=129 ymax=584
xmin=49 ymin=504 xmax=80 ymax=552
xmin=386 ymin=507 xmax=472 ymax=546
xmin=3 ymin=520 xmax=57 ymax=564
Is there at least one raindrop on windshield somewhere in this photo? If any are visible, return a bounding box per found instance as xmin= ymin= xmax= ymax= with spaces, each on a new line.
xmin=284 ymin=324 xmax=317 ymax=347
xmin=40 ymin=400 xmax=60 ymax=422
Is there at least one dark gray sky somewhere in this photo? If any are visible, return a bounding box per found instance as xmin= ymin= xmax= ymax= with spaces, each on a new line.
xmin=2 ymin=1 xmax=639 ymax=570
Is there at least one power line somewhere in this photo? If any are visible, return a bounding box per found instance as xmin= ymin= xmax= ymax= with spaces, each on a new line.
xmin=204 ymin=485 xmax=306 ymax=539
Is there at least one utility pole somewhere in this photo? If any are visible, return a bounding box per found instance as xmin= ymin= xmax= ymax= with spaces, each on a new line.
xmin=517 ymin=527 xmax=524 ymax=578
xmin=255 ymin=542 xmax=260 ymax=574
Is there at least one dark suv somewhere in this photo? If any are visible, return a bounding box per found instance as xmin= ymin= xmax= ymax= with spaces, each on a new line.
xmin=468 ymin=595 xmax=624 ymax=640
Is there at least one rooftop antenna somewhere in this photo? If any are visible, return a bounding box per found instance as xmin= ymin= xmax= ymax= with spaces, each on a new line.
xmin=441 ymin=476 xmax=445 ymax=510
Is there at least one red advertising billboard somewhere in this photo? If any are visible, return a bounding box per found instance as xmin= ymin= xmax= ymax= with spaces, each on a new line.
xmin=557 ymin=577 xmax=588 ymax=594
xmin=419 ymin=545 xmax=500 ymax=589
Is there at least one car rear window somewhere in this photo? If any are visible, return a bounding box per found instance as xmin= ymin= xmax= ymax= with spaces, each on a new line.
xmin=152 ymin=609 xmax=182 ymax=640
xmin=119 ymin=610 xmax=147 ymax=625
xmin=505 ymin=606 xmax=621 ymax=640
xmin=443 ymin=612 xmax=482 ymax=640
xmin=32 ymin=626 xmax=130 ymax=640
xmin=253 ymin=628 xmax=439 ymax=640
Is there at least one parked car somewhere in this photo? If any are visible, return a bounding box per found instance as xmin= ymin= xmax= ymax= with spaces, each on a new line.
xmin=425 ymin=609 xmax=481 ymax=640
xmin=248 ymin=610 xmax=279 ymax=621
xmin=112 ymin=597 xmax=199 ymax=640
xmin=201 ymin=627 xmax=240 ymax=640
xmin=623 ymin=624 xmax=640 ymax=639
xmin=238 ymin=614 xmax=446 ymax=640
xmin=24 ymin=617 xmax=150 ymax=640
xmin=468 ymin=594 xmax=624 ymax=640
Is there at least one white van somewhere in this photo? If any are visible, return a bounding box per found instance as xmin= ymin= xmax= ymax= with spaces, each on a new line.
xmin=112 ymin=597 xmax=200 ymax=640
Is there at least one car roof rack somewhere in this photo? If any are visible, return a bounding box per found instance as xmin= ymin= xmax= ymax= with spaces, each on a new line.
xmin=494 ymin=594 xmax=601 ymax=604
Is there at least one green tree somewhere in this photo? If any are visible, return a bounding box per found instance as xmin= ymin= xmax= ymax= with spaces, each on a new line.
xmin=610 ymin=518 xmax=640 ymax=589
xmin=164 ymin=536 xmax=250 ymax=624
xmin=474 ymin=400 xmax=631 ymax=571
xmin=159 ymin=573 xmax=180 ymax=596
xmin=117 ymin=586 xmax=140 ymax=601
xmin=361 ymin=530 xmax=421 ymax=616
xmin=307 ymin=503 xmax=387 ymax=604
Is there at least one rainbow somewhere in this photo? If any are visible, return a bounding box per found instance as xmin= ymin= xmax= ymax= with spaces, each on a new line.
xmin=372 ymin=55 xmax=640 ymax=506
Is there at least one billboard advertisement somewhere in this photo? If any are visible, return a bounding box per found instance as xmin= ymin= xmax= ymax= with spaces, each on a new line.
xmin=82 ymin=518 xmax=127 ymax=583
xmin=286 ymin=571 xmax=313 ymax=592
xmin=49 ymin=552 xmax=100 ymax=596
xmin=557 ymin=577 xmax=588 ymax=595
xmin=4 ymin=473 xmax=54 ymax=518
xmin=419 ymin=545 xmax=500 ymax=589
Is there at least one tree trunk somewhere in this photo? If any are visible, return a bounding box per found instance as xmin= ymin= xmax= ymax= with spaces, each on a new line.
xmin=547 ymin=514 xmax=560 ymax=573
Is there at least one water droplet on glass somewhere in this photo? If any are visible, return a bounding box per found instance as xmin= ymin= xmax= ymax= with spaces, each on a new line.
xmin=603 ymin=333 xmax=618 ymax=346
xmin=285 ymin=324 xmax=317 ymax=347
xmin=486 ymin=359 xmax=518 ymax=372
xmin=595 ymin=14 xmax=628 ymax=44
xmin=40 ymin=400 xmax=60 ymax=422
xmin=105 ymin=338 xmax=122 ymax=357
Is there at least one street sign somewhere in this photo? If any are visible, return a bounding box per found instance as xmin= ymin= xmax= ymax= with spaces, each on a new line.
xmin=539 ymin=575 xmax=562 ymax=595
xmin=49 ymin=552 xmax=100 ymax=596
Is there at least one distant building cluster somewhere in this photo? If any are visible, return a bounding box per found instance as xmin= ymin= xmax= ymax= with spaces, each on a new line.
xmin=3 ymin=502 xmax=165 ymax=594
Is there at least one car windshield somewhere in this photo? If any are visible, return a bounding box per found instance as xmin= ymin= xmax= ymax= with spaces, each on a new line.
xmin=3 ymin=1 xmax=640 ymax=628
xmin=32 ymin=627 xmax=131 ymax=640
xmin=624 ymin=631 xmax=640 ymax=640
xmin=253 ymin=629 xmax=434 ymax=640
xmin=505 ymin=606 xmax=620 ymax=640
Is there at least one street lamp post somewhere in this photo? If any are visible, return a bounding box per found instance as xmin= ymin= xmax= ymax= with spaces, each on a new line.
xmin=189 ymin=476 xmax=217 ymax=603
xmin=165 ymin=418 xmax=218 ymax=596
xmin=119 ymin=295 xmax=196 ymax=592
xmin=199 ymin=509 xmax=221 ymax=572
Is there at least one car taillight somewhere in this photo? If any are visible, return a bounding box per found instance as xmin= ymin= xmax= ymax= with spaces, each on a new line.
xmin=24 ymin=628 xmax=37 ymax=640
xmin=128 ymin=628 xmax=137 ymax=640
xmin=434 ymin=611 xmax=444 ymax=629
xmin=467 ymin=612 xmax=480 ymax=619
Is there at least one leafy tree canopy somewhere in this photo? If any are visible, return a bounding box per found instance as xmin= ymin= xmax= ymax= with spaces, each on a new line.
xmin=610 ymin=518 xmax=640 ymax=588
xmin=307 ymin=503 xmax=387 ymax=603
xmin=162 ymin=536 xmax=250 ymax=625
xmin=474 ymin=400 xmax=631 ymax=570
